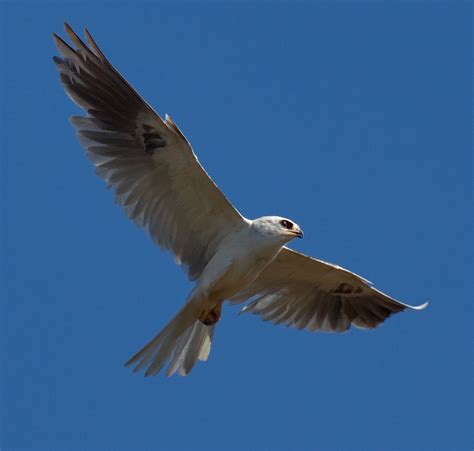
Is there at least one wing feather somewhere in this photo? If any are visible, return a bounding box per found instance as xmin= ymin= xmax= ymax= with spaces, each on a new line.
xmin=233 ymin=247 xmax=428 ymax=333
xmin=53 ymin=24 xmax=245 ymax=280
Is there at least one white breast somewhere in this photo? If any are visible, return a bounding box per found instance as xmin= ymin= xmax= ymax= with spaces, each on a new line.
xmin=196 ymin=226 xmax=283 ymax=302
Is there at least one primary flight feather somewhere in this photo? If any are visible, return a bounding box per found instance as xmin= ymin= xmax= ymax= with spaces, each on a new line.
xmin=53 ymin=23 xmax=427 ymax=377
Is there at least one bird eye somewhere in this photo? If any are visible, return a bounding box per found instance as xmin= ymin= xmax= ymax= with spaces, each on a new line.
xmin=280 ymin=220 xmax=293 ymax=229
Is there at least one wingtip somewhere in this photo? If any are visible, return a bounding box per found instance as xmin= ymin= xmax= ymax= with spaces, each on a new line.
xmin=239 ymin=305 xmax=250 ymax=315
xmin=52 ymin=31 xmax=76 ymax=55
xmin=84 ymin=27 xmax=93 ymax=43
xmin=83 ymin=27 xmax=106 ymax=61
xmin=411 ymin=301 xmax=429 ymax=311
xmin=64 ymin=22 xmax=76 ymax=41
xmin=123 ymin=353 xmax=140 ymax=370
xmin=52 ymin=33 xmax=66 ymax=52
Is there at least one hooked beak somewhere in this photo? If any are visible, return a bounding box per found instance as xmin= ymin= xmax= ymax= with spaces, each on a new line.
xmin=289 ymin=228 xmax=304 ymax=239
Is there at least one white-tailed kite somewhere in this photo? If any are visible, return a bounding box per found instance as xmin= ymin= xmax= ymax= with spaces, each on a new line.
xmin=53 ymin=23 xmax=428 ymax=377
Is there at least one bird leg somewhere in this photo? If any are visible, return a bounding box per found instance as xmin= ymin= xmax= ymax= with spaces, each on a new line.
xmin=199 ymin=302 xmax=222 ymax=326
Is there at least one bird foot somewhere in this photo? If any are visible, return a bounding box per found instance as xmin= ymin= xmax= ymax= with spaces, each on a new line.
xmin=199 ymin=303 xmax=222 ymax=326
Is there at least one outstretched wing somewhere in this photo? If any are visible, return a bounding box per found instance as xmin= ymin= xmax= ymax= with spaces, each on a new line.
xmin=231 ymin=247 xmax=427 ymax=332
xmin=53 ymin=23 xmax=246 ymax=280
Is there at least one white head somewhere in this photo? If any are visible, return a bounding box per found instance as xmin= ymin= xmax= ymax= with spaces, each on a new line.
xmin=251 ymin=216 xmax=304 ymax=244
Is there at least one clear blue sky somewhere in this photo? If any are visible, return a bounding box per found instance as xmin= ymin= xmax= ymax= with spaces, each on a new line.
xmin=1 ymin=2 xmax=471 ymax=450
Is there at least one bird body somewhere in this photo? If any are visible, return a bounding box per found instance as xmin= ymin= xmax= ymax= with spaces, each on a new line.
xmin=125 ymin=216 xmax=304 ymax=376
xmin=197 ymin=217 xmax=301 ymax=304
xmin=53 ymin=23 xmax=427 ymax=378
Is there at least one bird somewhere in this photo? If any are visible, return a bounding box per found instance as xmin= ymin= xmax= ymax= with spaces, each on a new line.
xmin=53 ymin=23 xmax=428 ymax=377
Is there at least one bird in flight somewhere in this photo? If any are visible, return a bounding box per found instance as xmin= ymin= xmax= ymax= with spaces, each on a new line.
xmin=53 ymin=23 xmax=427 ymax=377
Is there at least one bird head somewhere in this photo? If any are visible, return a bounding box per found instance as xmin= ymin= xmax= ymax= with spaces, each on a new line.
xmin=251 ymin=216 xmax=304 ymax=243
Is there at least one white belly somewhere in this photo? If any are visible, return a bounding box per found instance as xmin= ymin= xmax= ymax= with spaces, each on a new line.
xmin=195 ymin=232 xmax=281 ymax=303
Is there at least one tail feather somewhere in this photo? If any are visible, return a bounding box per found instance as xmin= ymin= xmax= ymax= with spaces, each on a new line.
xmin=125 ymin=299 xmax=216 ymax=377
xmin=167 ymin=322 xmax=216 ymax=376
xmin=198 ymin=324 xmax=215 ymax=361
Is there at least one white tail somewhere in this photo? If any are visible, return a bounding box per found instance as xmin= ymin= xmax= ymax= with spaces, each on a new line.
xmin=125 ymin=297 xmax=216 ymax=377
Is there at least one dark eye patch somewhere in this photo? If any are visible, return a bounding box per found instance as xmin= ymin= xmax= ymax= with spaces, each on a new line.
xmin=280 ymin=220 xmax=293 ymax=229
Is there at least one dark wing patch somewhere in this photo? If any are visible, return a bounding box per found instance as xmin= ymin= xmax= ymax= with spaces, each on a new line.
xmin=140 ymin=124 xmax=167 ymax=154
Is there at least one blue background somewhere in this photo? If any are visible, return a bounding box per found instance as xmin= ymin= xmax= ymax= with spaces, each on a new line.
xmin=1 ymin=2 xmax=471 ymax=450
